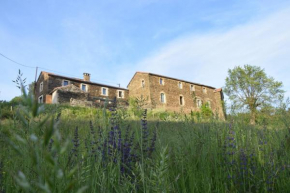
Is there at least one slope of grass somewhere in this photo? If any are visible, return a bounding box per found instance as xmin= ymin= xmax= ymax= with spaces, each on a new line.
xmin=1 ymin=95 xmax=290 ymax=192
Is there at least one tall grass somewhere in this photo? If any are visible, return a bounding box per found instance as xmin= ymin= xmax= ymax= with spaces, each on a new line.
xmin=1 ymin=90 xmax=290 ymax=192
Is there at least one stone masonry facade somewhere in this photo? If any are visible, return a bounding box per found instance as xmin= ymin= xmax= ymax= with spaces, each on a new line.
xmin=127 ymin=72 xmax=225 ymax=119
xmin=36 ymin=71 xmax=225 ymax=119
xmin=36 ymin=72 xmax=129 ymax=106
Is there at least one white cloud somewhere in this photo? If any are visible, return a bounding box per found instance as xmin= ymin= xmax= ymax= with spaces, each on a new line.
xmin=130 ymin=7 xmax=290 ymax=98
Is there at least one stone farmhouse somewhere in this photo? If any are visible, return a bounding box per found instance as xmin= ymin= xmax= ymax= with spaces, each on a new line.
xmin=36 ymin=71 xmax=129 ymax=107
xmin=128 ymin=72 xmax=224 ymax=119
xmin=36 ymin=71 xmax=224 ymax=119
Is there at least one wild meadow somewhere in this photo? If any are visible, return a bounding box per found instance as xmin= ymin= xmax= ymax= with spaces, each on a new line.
xmin=1 ymin=92 xmax=290 ymax=192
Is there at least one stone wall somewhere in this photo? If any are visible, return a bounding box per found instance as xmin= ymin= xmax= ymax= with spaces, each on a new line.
xmin=57 ymin=90 xmax=88 ymax=104
xmin=47 ymin=75 xmax=129 ymax=102
xmin=36 ymin=71 xmax=225 ymax=119
xmin=36 ymin=72 xmax=49 ymax=103
xmin=128 ymin=72 xmax=225 ymax=119
xmin=70 ymin=99 xmax=93 ymax=107
xmin=127 ymin=73 xmax=152 ymax=108
xmin=36 ymin=72 xmax=128 ymax=105
xmin=148 ymin=74 xmax=218 ymax=113
xmin=214 ymin=91 xmax=225 ymax=120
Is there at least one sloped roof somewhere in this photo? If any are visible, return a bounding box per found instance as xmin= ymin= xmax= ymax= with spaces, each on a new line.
xmin=127 ymin=71 xmax=218 ymax=89
xmin=38 ymin=71 xmax=128 ymax=90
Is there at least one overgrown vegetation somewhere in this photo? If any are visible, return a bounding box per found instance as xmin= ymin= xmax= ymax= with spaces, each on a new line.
xmin=1 ymin=91 xmax=290 ymax=192
xmin=224 ymin=64 xmax=284 ymax=125
xmin=1 ymin=70 xmax=290 ymax=192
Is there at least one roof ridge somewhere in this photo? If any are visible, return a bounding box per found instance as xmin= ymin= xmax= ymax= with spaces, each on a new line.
xmin=40 ymin=71 xmax=128 ymax=90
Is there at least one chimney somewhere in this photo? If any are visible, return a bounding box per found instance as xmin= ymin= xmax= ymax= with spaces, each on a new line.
xmin=83 ymin=73 xmax=90 ymax=81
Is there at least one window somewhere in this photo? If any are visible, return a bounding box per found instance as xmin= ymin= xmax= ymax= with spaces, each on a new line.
xmin=62 ymin=80 xmax=69 ymax=86
xmin=203 ymin=87 xmax=207 ymax=94
xmin=160 ymin=93 xmax=166 ymax=103
xmin=39 ymin=82 xmax=43 ymax=92
xmin=81 ymin=84 xmax=87 ymax=92
xmin=117 ymin=90 xmax=124 ymax=98
xmin=190 ymin=84 xmax=195 ymax=91
xmin=178 ymin=82 xmax=183 ymax=89
xmin=101 ymin=87 xmax=108 ymax=96
xmin=38 ymin=95 xmax=43 ymax=104
xmin=141 ymin=80 xmax=145 ymax=88
xmin=159 ymin=78 xmax=164 ymax=85
xmin=207 ymin=101 xmax=211 ymax=109
xmin=179 ymin=96 xmax=184 ymax=106
xmin=197 ymin=99 xmax=202 ymax=108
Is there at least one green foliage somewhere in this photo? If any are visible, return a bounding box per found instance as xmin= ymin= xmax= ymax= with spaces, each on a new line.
xmin=27 ymin=81 xmax=36 ymax=96
xmin=12 ymin=69 xmax=27 ymax=90
xmin=224 ymin=65 xmax=284 ymax=124
xmin=2 ymin=97 xmax=290 ymax=192
xmin=128 ymin=96 xmax=149 ymax=118
xmin=201 ymin=103 xmax=213 ymax=119
xmin=0 ymin=96 xmax=23 ymax=119
xmin=2 ymin=70 xmax=290 ymax=192
xmin=10 ymin=96 xmax=23 ymax=105
xmin=0 ymin=101 xmax=14 ymax=119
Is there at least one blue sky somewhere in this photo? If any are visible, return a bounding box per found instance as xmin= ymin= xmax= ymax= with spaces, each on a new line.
xmin=1 ymin=0 xmax=290 ymax=101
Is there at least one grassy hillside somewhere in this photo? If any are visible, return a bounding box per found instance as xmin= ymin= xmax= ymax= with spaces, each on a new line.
xmin=1 ymin=96 xmax=290 ymax=192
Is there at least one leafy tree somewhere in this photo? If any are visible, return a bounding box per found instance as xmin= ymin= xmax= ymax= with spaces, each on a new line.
xmin=27 ymin=81 xmax=36 ymax=96
xmin=224 ymin=65 xmax=284 ymax=125
xmin=10 ymin=96 xmax=23 ymax=105
xmin=201 ymin=103 xmax=212 ymax=119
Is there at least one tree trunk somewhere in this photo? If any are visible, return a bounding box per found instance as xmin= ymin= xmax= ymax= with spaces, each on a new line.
xmin=250 ymin=109 xmax=256 ymax=125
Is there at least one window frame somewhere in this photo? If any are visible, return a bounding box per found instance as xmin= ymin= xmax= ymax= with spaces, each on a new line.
xmin=160 ymin=92 xmax=166 ymax=103
xmin=207 ymin=100 xmax=211 ymax=109
xmin=101 ymin=87 xmax=109 ymax=96
xmin=39 ymin=82 xmax=43 ymax=92
xmin=190 ymin=84 xmax=195 ymax=91
xmin=203 ymin=87 xmax=207 ymax=94
xmin=80 ymin=84 xmax=88 ymax=92
xmin=117 ymin=90 xmax=124 ymax=98
xmin=62 ymin=80 xmax=70 ymax=86
xmin=141 ymin=79 xmax=145 ymax=88
xmin=159 ymin=78 xmax=164 ymax=85
xmin=178 ymin=81 xmax=183 ymax=89
xmin=38 ymin=95 xmax=43 ymax=104
xmin=196 ymin=99 xmax=202 ymax=108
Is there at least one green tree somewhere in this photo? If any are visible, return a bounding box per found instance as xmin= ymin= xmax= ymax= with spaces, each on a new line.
xmin=27 ymin=81 xmax=36 ymax=96
xmin=224 ymin=65 xmax=284 ymax=125
xmin=201 ymin=103 xmax=212 ymax=119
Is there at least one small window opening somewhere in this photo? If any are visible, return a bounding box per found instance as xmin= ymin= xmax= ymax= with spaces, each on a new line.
xmin=160 ymin=78 xmax=164 ymax=85
xmin=180 ymin=96 xmax=184 ymax=105
xmin=81 ymin=84 xmax=87 ymax=91
xmin=63 ymin=80 xmax=69 ymax=86
xmin=39 ymin=82 xmax=43 ymax=92
xmin=203 ymin=87 xmax=207 ymax=94
xmin=102 ymin=87 xmax=108 ymax=96
xmin=141 ymin=80 xmax=145 ymax=88
xmin=117 ymin=90 xmax=124 ymax=98
xmin=160 ymin=93 xmax=165 ymax=103
xmin=178 ymin=82 xmax=183 ymax=89
xmin=38 ymin=95 xmax=43 ymax=104
xmin=207 ymin=101 xmax=211 ymax=108
xmin=190 ymin=85 xmax=195 ymax=91
xmin=197 ymin=99 xmax=202 ymax=108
